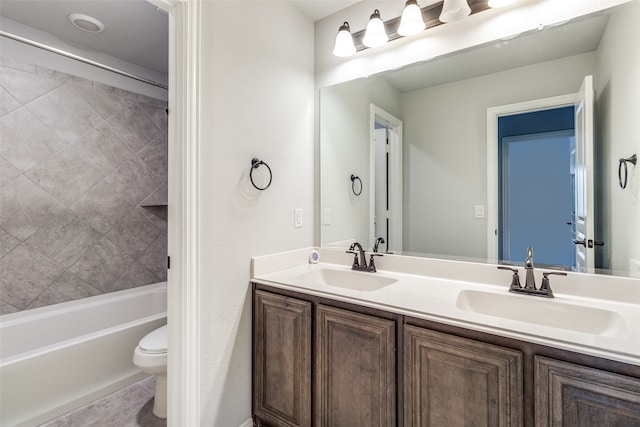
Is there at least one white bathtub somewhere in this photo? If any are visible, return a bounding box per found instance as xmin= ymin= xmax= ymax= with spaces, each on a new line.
xmin=0 ymin=282 xmax=167 ymax=427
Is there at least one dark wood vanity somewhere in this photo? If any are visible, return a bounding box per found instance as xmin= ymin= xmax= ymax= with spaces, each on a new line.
xmin=252 ymin=282 xmax=640 ymax=427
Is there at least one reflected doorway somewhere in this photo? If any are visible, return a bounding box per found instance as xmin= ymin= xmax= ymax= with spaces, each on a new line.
xmin=498 ymin=106 xmax=575 ymax=268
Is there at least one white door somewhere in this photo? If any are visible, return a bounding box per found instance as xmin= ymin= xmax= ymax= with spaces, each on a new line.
xmin=374 ymin=127 xmax=388 ymax=247
xmin=387 ymin=127 xmax=403 ymax=253
xmin=370 ymin=105 xmax=403 ymax=253
xmin=573 ymin=75 xmax=595 ymax=273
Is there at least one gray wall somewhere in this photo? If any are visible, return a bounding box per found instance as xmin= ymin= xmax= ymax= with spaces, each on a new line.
xmin=401 ymin=52 xmax=596 ymax=259
xmin=0 ymin=55 xmax=167 ymax=314
xmin=320 ymin=75 xmax=401 ymax=248
xmin=595 ymin=0 xmax=640 ymax=275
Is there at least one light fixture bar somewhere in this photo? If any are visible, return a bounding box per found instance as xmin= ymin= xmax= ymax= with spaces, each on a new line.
xmin=350 ymin=0 xmax=490 ymax=52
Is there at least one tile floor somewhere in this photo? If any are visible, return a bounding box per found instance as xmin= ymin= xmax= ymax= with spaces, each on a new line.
xmin=39 ymin=377 xmax=166 ymax=427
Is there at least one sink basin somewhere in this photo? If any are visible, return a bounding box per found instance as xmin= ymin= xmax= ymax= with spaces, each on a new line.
xmin=456 ymin=290 xmax=627 ymax=337
xmin=294 ymin=268 xmax=397 ymax=292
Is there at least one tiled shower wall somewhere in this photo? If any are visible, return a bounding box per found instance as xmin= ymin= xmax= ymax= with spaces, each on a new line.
xmin=0 ymin=55 xmax=168 ymax=315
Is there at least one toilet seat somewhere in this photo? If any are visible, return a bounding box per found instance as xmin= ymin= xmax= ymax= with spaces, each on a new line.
xmin=138 ymin=325 xmax=167 ymax=354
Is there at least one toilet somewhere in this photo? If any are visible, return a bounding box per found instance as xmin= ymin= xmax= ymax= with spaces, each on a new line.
xmin=133 ymin=325 xmax=167 ymax=418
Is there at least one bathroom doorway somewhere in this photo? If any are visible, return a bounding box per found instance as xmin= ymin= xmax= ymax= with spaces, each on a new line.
xmin=498 ymin=108 xmax=575 ymax=268
xmin=487 ymin=76 xmax=595 ymax=271
xmin=370 ymin=105 xmax=403 ymax=253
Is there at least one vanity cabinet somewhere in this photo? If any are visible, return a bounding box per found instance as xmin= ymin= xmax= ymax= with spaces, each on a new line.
xmin=535 ymin=356 xmax=640 ymax=426
xmin=315 ymin=305 xmax=396 ymax=427
xmin=253 ymin=284 xmax=640 ymax=427
xmin=404 ymin=325 xmax=523 ymax=427
xmin=253 ymin=288 xmax=397 ymax=427
xmin=253 ymin=290 xmax=312 ymax=427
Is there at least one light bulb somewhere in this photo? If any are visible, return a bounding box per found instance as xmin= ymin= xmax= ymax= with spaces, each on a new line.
xmin=332 ymin=22 xmax=356 ymax=57
xmin=398 ymin=0 xmax=426 ymax=37
xmin=439 ymin=0 xmax=471 ymax=23
xmin=362 ymin=9 xmax=388 ymax=48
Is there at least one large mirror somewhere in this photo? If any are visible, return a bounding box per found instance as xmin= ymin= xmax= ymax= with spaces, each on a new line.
xmin=320 ymin=1 xmax=639 ymax=278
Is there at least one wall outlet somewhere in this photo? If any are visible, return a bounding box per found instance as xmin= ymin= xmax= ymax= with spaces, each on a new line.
xmin=475 ymin=205 xmax=485 ymax=219
xmin=324 ymin=208 xmax=332 ymax=225
xmin=294 ymin=208 xmax=303 ymax=228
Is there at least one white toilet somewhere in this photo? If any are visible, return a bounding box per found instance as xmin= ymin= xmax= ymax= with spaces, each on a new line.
xmin=133 ymin=325 xmax=168 ymax=418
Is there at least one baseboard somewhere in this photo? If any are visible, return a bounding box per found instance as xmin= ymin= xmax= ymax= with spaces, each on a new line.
xmin=238 ymin=417 xmax=253 ymax=427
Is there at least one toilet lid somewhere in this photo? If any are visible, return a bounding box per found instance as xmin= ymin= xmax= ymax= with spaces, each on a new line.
xmin=139 ymin=325 xmax=167 ymax=354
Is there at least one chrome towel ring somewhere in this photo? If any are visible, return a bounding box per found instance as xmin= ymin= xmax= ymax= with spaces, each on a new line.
xmin=250 ymin=158 xmax=272 ymax=191
xmin=618 ymin=154 xmax=636 ymax=189
xmin=351 ymin=174 xmax=362 ymax=196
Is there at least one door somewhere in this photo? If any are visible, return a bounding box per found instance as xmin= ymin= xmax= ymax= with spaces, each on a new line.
xmin=315 ymin=305 xmax=396 ymax=427
xmin=254 ymin=291 xmax=312 ymax=427
xmin=501 ymin=131 xmax=574 ymax=267
xmin=535 ymin=356 xmax=640 ymax=426
xmin=404 ymin=325 xmax=523 ymax=426
xmin=574 ymin=75 xmax=595 ymax=273
xmin=370 ymin=104 xmax=403 ymax=253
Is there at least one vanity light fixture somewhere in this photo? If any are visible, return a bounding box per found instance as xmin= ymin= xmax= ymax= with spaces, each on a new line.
xmin=439 ymin=0 xmax=471 ymax=23
xmin=333 ymin=22 xmax=357 ymax=57
xmin=332 ymin=0 xmax=492 ymax=57
xmin=362 ymin=9 xmax=389 ymax=48
xmin=398 ymin=0 xmax=426 ymax=37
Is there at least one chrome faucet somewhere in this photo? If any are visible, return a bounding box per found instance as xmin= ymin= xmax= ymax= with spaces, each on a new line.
xmin=497 ymin=246 xmax=567 ymax=298
xmin=373 ymin=237 xmax=385 ymax=253
xmin=524 ymin=246 xmax=536 ymax=290
xmin=346 ymin=242 xmax=382 ymax=272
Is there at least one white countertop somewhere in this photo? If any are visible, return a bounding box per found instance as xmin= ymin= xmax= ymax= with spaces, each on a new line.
xmin=252 ymin=248 xmax=640 ymax=366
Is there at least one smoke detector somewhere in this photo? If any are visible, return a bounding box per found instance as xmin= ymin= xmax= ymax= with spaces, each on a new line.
xmin=68 ymin=13 xmax=105 ymax=33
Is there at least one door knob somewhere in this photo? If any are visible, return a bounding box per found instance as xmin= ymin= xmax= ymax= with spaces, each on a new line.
xmin=573 ymin=239 xmax=586 ymax=247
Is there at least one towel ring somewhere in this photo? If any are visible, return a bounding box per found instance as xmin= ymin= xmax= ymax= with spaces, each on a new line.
xmin=250 ymin=158 xmax=272 ymax=191
xmin=350 ymin=174 xmax=362 ymax=196
xmin=618 ymin=154 xmax=637 ymax=189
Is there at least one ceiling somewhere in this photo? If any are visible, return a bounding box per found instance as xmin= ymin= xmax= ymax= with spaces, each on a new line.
xmin=291 ymin=0 xmax=361 ymax=21
xmin=0 ymin=0 xmax=169 ymax=75
xmin=0 ymin=0 xmax=359 ymax=76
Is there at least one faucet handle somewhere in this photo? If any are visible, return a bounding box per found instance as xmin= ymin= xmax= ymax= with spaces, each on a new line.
xmin=368 ymin=252 xmax=383 ymax=272
xmin=497 ymin=266 xmax=522 ymax=290
xmin=540 ymin=271 xmax=567 ymax=297
xmin=345 ymin=250 xmax=360 ymax=267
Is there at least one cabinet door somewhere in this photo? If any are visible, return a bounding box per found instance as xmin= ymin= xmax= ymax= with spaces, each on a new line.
xmin=404 ymin=325 xmax=523 ymax=427
xmin=254 ymin=290 xmax=311 ymax=427
xmin=535 ymin=356 xmax=640 ymax=426
xmin=315 ymin=305 xmax=396 ymax=427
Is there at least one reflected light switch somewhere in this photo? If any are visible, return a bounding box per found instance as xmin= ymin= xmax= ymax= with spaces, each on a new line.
xmin=324 ymin=208 xmax=332 ymax=225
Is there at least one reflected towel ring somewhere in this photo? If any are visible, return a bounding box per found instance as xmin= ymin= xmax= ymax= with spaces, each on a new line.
xmin=618 ymin=154 xmax=637 ymax=189
xmin=350 ymin=174 xmax=362 ymax=196
xmin=250 ymin=158 xmax=272 ymax=191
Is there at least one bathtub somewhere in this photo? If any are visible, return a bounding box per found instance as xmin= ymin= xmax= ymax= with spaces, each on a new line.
xmin=0 ymin=282 xmax=167 ymax=427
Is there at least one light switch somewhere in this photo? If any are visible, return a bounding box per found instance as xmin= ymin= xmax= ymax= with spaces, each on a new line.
xmin=294 ymin=208 xmax=303 ymax=228
xmin=475 ymin=205 xmax=485 ymax=219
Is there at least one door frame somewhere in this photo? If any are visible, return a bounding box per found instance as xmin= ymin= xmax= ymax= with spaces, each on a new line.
xmin=486 ymin=93 xmax=576 ymax=261
xmin=148 ymin=0 xmax=202 ymax=425
xmin=370 ymin=104 xmax=403 ymax=252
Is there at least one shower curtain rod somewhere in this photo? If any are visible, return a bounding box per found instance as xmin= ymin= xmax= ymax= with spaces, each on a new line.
xmin=0 ymin=30 xmax=168 ymax=90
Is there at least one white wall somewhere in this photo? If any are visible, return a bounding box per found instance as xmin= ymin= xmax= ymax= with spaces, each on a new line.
xmin=595 ymin=0 xmax=640 ymax=275
xmin=320 ymin=76 xmax=400 ymax=248
xmin=401 ymin=53 xmax=595 ymax=258
xmin=197 ymin=2 xmax=314 ymax=425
